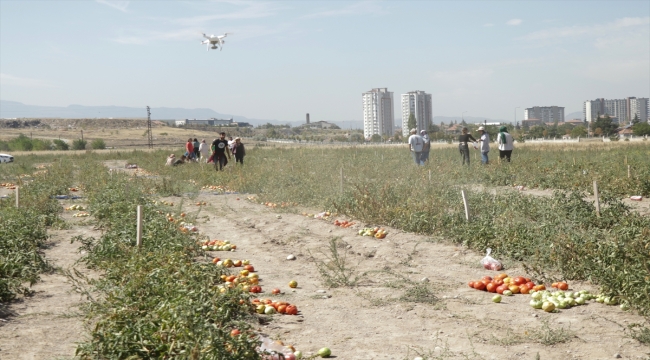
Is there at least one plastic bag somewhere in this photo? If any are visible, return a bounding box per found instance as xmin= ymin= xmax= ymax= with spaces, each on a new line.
xmin=258 ymin=334 xmax=293 ymax=359
xmin=480 ymin=248 xmax=502 ymax=271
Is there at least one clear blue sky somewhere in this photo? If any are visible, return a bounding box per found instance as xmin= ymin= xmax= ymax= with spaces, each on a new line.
xmin=1 ymin=0 xmax=649 ymax=122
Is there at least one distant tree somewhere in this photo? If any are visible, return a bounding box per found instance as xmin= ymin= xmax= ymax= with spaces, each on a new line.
xmin=460 ymin=119 xmax=467 ymax=126
xmin=592 ymin=115 xmax=617 ymax=136
xmin=370 ymin=134 xmax=382 ymax=142
xmin=8 ymin=134 xmax=33 ymax=151
xmin=91 ymin=139 xmax=106 ymax=149
xmin=594 ymin=127 xmax=603 ymax=136
xmin=632 ymin=114 xmax=640 ymax=125
xmin=72 ymin=139 xmax=87 ymax=150
xmin=632 ymin=122 xmax=650 ymax=136
xmin=440 ymin=121 xmax=445 ymax=127
xmin=427 ymin=123 xmax=440 ymax=133
xmin=392 ymin=130 xmax=403 ymax=143
xmin=515 ymin=121 xmax=521 ymax=130
xmin=528 ymin=126 xmax=544 ymax=138
xmin=407 ymin=113 xmax=416 ymax=131
xmin=53 ymin=139 xmax=69 ymax=150
xmin=542 ymin=129 xmax=549 ymax=138
xmin=350 ymin=133 xmax=364 ymax=143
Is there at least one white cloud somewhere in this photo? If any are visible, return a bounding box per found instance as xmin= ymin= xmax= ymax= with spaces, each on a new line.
xmin=96 ymin=0 xmax=129 ymax=13
xmin=172 ymin=2 xmax=278 ymax=26
xmin=520 ymin=16 xmax=649 ymax=41
xmin=302 ymin=1 xmax=387 ymax=18
xmin=507 ymin=19 xmax=522 ymax=26
xmin=484 ymin=23 xmax=494 ymax=27
xmin=0 ymin=73 xmax=55 ymax=88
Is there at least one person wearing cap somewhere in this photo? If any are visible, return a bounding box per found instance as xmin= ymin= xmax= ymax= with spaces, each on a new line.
xmin=458 ymin=127 xmax=477 ymax=166
xmin=477 ymin=126 xmax=490 ymax=164
xmin=232 ymin=137 xmax=246 ymax=165
xmin=497 ymin=125 xmax=514 ymax=162
xmin=211 ymin=132 xmax=231 ymax=170
xmin=198 ymin=139 xmax=210 ymax=162
xmin=407 ymin=128 xmax=424 ymax=165
xmin=420 ymin=130 xmax=431 ymax=163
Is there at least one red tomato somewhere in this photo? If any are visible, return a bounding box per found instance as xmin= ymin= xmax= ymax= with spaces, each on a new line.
xmin=496 ymin=285 xmax=508 ymax=294
xmin=519 ymin=285 xmax=531 ymax=294
xmin=230 ymin=329 xmax=241 ymax=337
xmin=285 ymin=305 xmax=298 ymax=315
xmin=551 ymin=282 xmax=558 ymax=288
xmin=271 ymin=288 xmax=281 ymax=295
xmin=486 ymin=283 xmax=497 ymax=293
xmin=526 ymin=281 xmax=535 ymax=289
xmin=492 ymin=279 xmax=504 ymax=286
xmin=244 ymin=265 xmax=255 ymax=272
xmin=533 ymin=285 xmax=546 ymax=291
xmin=277 ymin=305 xmax=287 ymax=314
xmin=468 ymin=281 xmax=475 ymax=288
xmin=474 ymin=281 xmax=487 ymax=291
xmin=508 ymin=285 xmax=520 ymax=294
xmin=557 ymin=282 xmax=569 ymax=290
xmin=482 ymin=276 xmax=493 ymax=282
xmin=513 ymin=276 xmax=526 ymax=285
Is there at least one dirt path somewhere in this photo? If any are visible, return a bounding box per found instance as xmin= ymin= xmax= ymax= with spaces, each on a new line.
xmin=169 ymin=192 xmax=650 ymax=360
xmin=0 ymin=202 xmax=99 ymax=360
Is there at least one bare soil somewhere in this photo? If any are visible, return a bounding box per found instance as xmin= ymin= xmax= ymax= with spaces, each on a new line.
xmin=0 ymin=198 xmax=99 ymax=360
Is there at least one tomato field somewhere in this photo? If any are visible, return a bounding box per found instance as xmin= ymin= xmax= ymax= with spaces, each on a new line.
xmin=0 ymin=142 xmax=649 ymax=359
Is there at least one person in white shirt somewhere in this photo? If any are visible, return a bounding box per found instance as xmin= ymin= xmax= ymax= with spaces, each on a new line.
xmin=407 ymin=128 xmax=424 ymax=165
xmin=477 ymin=126 xmax=490 ymax=164
xmin=198 ymin=139 xmax=210 ymax=162
xmin=497 ymin=126 xmax=514 ymax=162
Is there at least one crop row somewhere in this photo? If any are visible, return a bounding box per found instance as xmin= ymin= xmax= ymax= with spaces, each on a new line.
xmin=0 ymin=160 xmax=72 ymax=302
xmin=71 ymin=160 xmax=262 ymax=359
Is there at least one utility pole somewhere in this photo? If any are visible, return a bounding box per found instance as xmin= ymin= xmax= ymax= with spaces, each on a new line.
xmin=146 ymin=106 xmax=153 ymax=149
xmin=514 ymin=107 xmax=519 ymax=125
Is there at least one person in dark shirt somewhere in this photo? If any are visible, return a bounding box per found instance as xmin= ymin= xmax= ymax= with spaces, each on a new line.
xmin=211 ymin=132 xmax=231 ymax=171
xmin=232 ymin=137 xmax=246 ymax=165
xmin=458 ymin=127 xmax=477 ymax=166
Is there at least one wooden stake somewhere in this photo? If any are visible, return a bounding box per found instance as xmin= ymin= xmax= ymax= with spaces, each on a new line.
xmin=628 ymin=165 xmax=631 ymax=178
xmin=15 ymin=186 xmax=19 ymax=208
xmin=136 ymin=205 xmax=143 ymax=247
xmin=573 ymin=157 xmax=575 ymax=166
xmin=624 ymin=156 xmax=627 ymax=165
xmin=461 ymin=190 xmax=470 ymax=222
xmin=340 ymin=168 xmax=344 ymax=194
xmin=428 ymin=170 xmax=431 ymax=182
xmin=593 ymin=181 xmax=600 ymax=217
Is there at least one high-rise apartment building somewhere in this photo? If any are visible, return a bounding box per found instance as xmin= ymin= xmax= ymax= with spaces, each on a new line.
xmin=583 ymin=97 xmax=649 ymax=124
xmin=401 ymin=90 xmax=433 ymax=137
xmin=523 ymin=106 xmax=564 ymax=123
xmin=627 ymin=97 xmax=649 ymax=123
xmin=362 ymin=88 xmax=394 ymax=139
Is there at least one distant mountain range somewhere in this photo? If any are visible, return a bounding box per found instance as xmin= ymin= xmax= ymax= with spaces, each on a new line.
xmin=2 ymin=100 xmax=578 ymax=129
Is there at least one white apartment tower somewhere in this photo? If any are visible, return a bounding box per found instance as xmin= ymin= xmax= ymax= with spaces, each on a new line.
xmin=362 ymin=88 xmax=394 ymax=139
xmin=523 ymin=106 xmax=565 ymax=123
xmin=401 ymin=90 xmax=433 ymax=137
xmin=583 ymin=97 xmax=649 ymax=124
xmin=628 ymin=97 xmax=649 ymax=123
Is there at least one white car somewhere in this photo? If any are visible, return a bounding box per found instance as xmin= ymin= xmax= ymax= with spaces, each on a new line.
xmin=0 ymin=154 xmax=14 ymax=163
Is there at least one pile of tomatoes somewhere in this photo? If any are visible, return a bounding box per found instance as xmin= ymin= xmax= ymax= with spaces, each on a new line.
xmin=551 ymin=281 xmax=569 ymax=290
xmin=252 ymin=298 xmax=299 ymax=315
xmin=333 ymin=219 xmax=355 ymax=228
xmin=468 ymin=273 xmax=546 ymax=295
xmin=0 ymin=183 xmax=16 ymax=189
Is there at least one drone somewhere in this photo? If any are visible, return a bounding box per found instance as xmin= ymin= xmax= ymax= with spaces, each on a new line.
xmin=201 ymin=32 xmax=232 ymax=51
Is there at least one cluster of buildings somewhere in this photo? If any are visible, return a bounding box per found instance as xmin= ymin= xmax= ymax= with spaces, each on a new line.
xmin=583 ymin=97 xmax=649 ymax=125
xmin=174 ymin=118 xmax=252 ymax=127
xmin=362 ymin=88 xmax=432 ymax=139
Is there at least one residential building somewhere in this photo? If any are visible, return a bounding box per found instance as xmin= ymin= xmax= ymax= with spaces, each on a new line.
xmin=362 ymin=88 xmax=394 ymax=139
xmin=524 ymin=106 xmax=564 ymax=123
xmin=628 ymin=97 xmax=649 ymax=123
xmin=584 ymin=97 xmax=649 ymax=124
xmin=400 ymin=90 xmax=433 ymax=136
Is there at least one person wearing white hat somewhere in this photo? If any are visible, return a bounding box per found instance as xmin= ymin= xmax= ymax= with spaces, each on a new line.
xmin=477 ymin=126 xmax=490 ymax=164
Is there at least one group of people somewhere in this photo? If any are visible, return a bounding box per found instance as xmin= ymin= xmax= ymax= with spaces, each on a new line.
xmin=166 ymin=132 xmax=246 ymax=170
xmin=408 ymin=126 xmax=514 ymax=166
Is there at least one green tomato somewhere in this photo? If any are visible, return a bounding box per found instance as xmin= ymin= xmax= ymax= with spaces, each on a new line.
xmin=531 ymin=292 xmax=543 ymax=301
xmin=575 ymin=297 xmax=586 ymax=305
xmin=294 ymin=351 xmax=303 ymax=359
xmin=318 ymin=347 xmax=332 ymax=358
xmin=542 ymin=302 xmax=556 ymax=312
xmin=503 ymin=290 xmax=513 ymax=296
xmin=492 ymin=295 xmax=502 ymax=303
